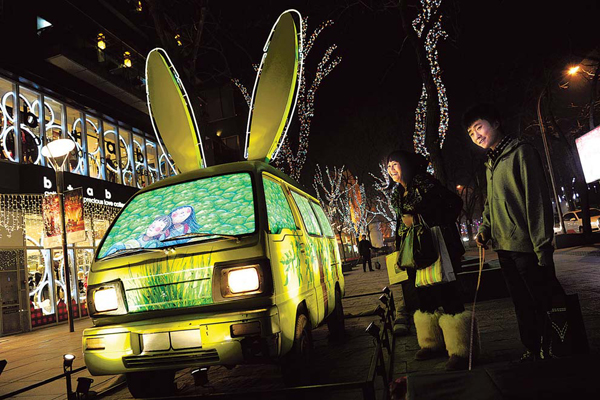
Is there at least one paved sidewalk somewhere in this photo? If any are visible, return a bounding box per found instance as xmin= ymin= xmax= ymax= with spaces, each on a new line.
xmin=0 ymin=255 xmax=395 ymax=399
xmin=1 ymin=246 xmax=598 ymax=399
xmin=391 ymin=245 xmax=600 ymax=395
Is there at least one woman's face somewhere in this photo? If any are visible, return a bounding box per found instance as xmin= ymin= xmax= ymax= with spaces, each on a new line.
xmin=171 ymin=207 xmax=192 ymax=224
xmin=387 ymin=160 xmax=402 ymax=183
xmin=146 ymin=220 xmax=168 ymax=237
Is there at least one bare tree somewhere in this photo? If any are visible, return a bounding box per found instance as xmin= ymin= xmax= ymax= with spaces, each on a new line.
xmin=233 ymin=17 xmax=341 ymax=180
xmin=369 ymin=161 xmax=397 ymax=234
xmin=398 ymin=0 xmax=449 ymax=185
xmin=313 ymin=164 xmax=349 ymax=230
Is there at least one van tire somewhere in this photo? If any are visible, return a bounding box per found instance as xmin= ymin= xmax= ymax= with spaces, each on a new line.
xmin=327 ymin=288 xmax=345 ymax=341
xmin=126 ymin=370 xmax=176 ymax=398
xmin=281 ymin=313 xmax=313 ymax=386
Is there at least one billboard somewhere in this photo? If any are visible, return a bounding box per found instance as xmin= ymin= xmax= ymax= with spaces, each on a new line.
xmin=42 ymin=188 xmax=86 ymax=247
xmin=575 ymin=126 xmax=600 ymax=183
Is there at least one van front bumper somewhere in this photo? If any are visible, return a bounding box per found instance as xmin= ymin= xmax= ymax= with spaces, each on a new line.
xmin=83 ymin=306 xmax=280 ymax=375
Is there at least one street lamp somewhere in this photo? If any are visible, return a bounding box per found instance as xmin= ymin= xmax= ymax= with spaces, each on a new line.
xmin=42 ymin=138 xmax=76 ymax=333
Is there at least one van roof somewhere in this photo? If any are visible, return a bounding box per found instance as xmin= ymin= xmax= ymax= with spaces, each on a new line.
xmin=138 ymin=160 xmax=307 ymax=196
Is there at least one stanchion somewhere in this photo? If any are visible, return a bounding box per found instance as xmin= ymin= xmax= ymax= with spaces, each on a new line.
xmin=63 ymin=354 xmax=75 ymax=400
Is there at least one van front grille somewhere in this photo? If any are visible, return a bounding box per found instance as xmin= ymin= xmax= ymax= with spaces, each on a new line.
xmin=123 ymin=349 xmax=219 ymax=368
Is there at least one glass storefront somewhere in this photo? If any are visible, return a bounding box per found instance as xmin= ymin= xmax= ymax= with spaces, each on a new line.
xmin=0 ymin=70 xmax=167 ymax=334
xmin=1 ymin=194 xmax=120 ymax=333
xmin=0 ymin=74 xmax=174 ymax=185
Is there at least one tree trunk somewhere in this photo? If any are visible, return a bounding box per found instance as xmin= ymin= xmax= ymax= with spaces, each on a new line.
xmin=398 ymin=0 xmax=447 ymax=186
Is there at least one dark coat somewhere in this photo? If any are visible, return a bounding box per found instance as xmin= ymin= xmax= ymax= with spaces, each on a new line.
xmin=479 ymin=138 xmax=554 ymax=266
xmin=358 ymin=239 xmax=375 ymax=258
xmin=391 ymin=173 xmax=465 ymax=271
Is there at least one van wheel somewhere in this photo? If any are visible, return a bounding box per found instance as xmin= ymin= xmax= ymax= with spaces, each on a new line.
xmin=327 ymin=289 xmax=345 ymax=341
xmin=126 ymin=370 xmax=176 ymax=398
xmin=281 ymin=313 xmax=313 ymax=386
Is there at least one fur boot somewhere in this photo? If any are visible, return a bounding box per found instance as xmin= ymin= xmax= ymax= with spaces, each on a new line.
xmin=413 ymin=310 xmax=445 ymax=360
xmin=439 ymin=310 xmax=480 ymax=370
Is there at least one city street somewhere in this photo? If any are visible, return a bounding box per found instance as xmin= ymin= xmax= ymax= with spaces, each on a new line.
xmin=2 ymin=247 xmax=600 ymax=399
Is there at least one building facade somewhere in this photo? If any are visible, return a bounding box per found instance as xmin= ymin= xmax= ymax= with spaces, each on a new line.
xmin=0 ymin=71 xmax=178 ymax=335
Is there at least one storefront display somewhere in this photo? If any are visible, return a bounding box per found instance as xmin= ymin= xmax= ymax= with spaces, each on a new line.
xmin=1 ymin=193 xmax=121 ymax=333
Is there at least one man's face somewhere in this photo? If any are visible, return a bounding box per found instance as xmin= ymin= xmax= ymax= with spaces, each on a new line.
xmin=467 ymin=119 xmax=502 ymax=150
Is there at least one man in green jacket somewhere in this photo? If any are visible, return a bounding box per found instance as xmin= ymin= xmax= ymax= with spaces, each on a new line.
xmin=463 ymin=103 xmax=560 ymax=362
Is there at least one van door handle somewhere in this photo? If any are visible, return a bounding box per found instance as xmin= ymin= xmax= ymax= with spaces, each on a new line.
xmin=299 ymin=243 xmax=305 ymax=254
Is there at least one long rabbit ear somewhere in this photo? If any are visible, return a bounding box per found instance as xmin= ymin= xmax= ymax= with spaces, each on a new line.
xmin=145 ymin=48 xmax=206 ymax=173
xmin=245 ymin=9 xmax=303 ymax=163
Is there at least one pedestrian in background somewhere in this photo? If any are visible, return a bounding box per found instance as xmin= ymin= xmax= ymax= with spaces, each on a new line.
xmin=463 ymin=103 xmax=563 ymax=361
xmin=387 ymin=150 xmax=475 ymax=371
xmin=358 ymin=234 xmax=377 ymax=272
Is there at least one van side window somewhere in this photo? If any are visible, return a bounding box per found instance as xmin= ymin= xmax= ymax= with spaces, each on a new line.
xmin=310 ymin=202 xmax=335 ymax=238
xmin=263 ymin=176 xmax=297 ymax=234
xmin=290 ymin=191 xmax=322 ymax=236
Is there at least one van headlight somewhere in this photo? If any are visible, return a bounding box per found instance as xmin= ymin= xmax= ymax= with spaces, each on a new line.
xmin=215 ymin=259 xmax=272 ymax=300
xmin=88 ymin=280 xmax=127 ymax=316
xmin=228 ymin=267 xmax=260 ymax=293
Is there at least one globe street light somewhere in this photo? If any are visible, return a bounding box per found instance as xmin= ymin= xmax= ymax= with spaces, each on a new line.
xmin=42 ymin=138 xmax=76 ymax=333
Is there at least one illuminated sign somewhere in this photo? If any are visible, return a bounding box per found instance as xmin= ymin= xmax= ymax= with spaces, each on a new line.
xmin=575 ymin=126 xmax=600 ymax=183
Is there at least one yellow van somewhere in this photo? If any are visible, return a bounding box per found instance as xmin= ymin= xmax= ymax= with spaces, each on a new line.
xmin=82 ymin=10 xmax=344 ymax=398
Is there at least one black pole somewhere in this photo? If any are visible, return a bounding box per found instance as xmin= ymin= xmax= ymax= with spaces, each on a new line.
xmin=57 ymin=169 xmax=75 ymax=333
xmin=537 ymin=88 xmax=566 ymax=234
xmin=590 ymin=62 xmax=600 ymax=130
xmin=64 ymin=362 xmax=73 ymax=400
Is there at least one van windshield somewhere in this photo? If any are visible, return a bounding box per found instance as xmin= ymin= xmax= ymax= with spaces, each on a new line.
xmin=97 ymin=173 xmax=256 ymax=259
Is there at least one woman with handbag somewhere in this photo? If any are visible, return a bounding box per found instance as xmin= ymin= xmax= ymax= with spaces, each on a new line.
xmin=387 ymin=150 xmax=478 ymax=371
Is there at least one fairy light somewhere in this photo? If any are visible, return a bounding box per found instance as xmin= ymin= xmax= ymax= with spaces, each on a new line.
xmin=231 ymin=78 xmax=252 ymax=108
xmin=411 ymin=0 xmax=449 ymax=167
xmin=0 ymin=193 xmax=121 ymax=242
xmin=368 ymin=162 xmax=397 ymax=233
xmin=234 ymin=17 xmax=341 ymax=181
xmin=313 ymin=164 xmax=350 ymax=231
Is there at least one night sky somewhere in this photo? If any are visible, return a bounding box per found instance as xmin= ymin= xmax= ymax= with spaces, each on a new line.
xmin=202 ymin=0 xmax=600 ymax=190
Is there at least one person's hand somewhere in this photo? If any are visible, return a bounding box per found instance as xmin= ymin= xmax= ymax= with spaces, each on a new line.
xmin=475 ymin=233 xmax=489 ymax=249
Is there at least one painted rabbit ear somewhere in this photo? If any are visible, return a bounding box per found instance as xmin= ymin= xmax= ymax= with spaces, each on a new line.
xmin=245 ymin=9 xmax=303 ymax=163
xmin=145 ymin=48 xmax=206 ymax=173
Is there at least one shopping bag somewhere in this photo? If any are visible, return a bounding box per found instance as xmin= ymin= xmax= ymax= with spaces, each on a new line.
xmin=397 ymin=215 xmax=438 ymax=270
xmin=386 ymin=251 xmax=408 ymax=285
xmin=415 ymin=226 xmax=456 ymax=287
xmin=542 ymin=291 xmax=589 ymax=359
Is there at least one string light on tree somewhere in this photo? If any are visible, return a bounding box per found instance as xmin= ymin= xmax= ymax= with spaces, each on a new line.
xmin=411 ymin=1 xmax=449 ymax=165
xmin=369 ymin=162 xmax=397 ymax=233
xmin=313 ymin=164 xmax=350 ymax=232
xmin=234 ymin=18 xmax=341 ymax=181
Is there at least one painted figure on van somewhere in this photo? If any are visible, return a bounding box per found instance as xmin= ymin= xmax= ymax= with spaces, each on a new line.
xmin=106 ymin=215 xmax=172 ymax=255
xmin=169 ymin=205 xmax=201 ymax=236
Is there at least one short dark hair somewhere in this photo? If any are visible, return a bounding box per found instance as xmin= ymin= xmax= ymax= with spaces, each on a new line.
xmin=462 ymin=103 xmax=502 ymax=131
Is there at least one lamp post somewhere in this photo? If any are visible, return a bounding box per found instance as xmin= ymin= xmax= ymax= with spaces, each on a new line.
xmin=42 ymin=139 xmax=76 ymax=333
xmin=537 ymin=87 xmax=567 ymax=235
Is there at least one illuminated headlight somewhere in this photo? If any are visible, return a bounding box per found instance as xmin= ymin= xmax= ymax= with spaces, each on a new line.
xmin=228 ymin=267 xmax=260 ymax=293
xmin=94 ymin=288 xmax=118 ymax=312
xmin=88 ymin=280 xmax=127 ymax=316
xmin=216 ymin=261 xmax=272 ymax=299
